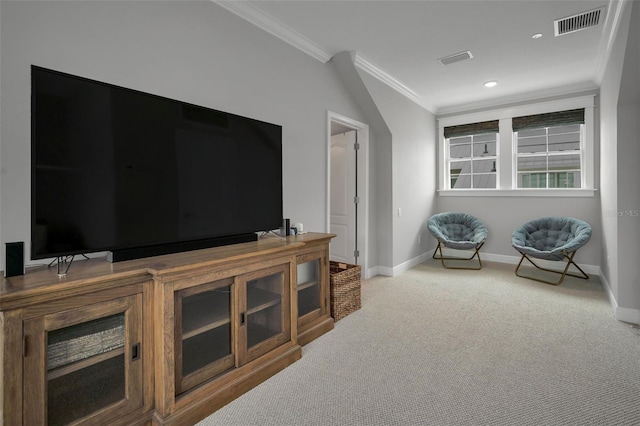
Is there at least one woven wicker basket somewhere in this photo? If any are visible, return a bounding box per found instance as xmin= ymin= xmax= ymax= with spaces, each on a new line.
xmin=329 ymin=261 xmax=362 ymax=321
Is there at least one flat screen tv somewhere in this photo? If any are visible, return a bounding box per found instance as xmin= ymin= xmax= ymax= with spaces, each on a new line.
xmin=32 ymin=65 xmax=283 ymax=262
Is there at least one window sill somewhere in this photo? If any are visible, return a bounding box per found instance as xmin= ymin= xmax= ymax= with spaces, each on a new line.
xmin=437 ymin=189 xmax=597 ymax=197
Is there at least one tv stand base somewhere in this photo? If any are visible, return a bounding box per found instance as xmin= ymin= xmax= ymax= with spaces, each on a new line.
xmin=107 ymin=233 xmax=258 ymax=262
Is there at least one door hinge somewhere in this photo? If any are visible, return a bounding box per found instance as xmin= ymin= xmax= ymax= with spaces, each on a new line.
xmin=354 ymin=142 xmax=360 ymax=151
xmin=354 ymin=196 xmax=360 ymax=204
xmin=354 ymin=250 xmax=360 ymax=258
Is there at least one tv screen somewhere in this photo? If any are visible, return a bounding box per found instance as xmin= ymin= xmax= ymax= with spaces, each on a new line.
xmin=32 ymin=66 xmax=283 ymax=261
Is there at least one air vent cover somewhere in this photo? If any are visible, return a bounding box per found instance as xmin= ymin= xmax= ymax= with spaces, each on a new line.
xmin=438 ymin=50 xmax=473 ymax=66
xmin=554 ymin=7 xmax=604 ymax=36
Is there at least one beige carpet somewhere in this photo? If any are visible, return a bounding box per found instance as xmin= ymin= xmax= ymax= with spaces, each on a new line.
xmin=197 ymin=259 xmax=640 ymax=425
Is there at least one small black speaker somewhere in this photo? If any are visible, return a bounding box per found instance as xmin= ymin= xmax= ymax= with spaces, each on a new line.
xmin=5 ymin=242 xmax=25 ymax=278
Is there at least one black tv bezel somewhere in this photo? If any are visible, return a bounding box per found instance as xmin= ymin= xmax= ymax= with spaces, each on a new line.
xmin=31 ymin=65 xmax=283 ymax=262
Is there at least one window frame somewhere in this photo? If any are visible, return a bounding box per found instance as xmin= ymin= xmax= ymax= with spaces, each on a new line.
xmin=437 ymin=95 xmax=595 ymax=197
xmin=514 ymin=123 xmax=585 ymax=189
xmin=445 ymin=132 xmax=500 ymax=190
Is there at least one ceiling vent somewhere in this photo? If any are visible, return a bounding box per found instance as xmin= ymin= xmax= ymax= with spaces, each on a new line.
xmin=554 ymin=7 xmax=604 ymax=36
xmin=438 ymin=50 xmax=473 ymax=66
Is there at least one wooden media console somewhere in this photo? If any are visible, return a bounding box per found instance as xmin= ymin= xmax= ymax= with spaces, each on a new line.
xmin=0 ymin=233 xmax=335 ymax=425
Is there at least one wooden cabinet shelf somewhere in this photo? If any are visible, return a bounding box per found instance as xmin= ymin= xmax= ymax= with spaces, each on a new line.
xmin=297 ymin=279 xmax=319 ymax=291
xmin=247 ymin=287 xmax=281 ymax=315
xmin=181 ymin=290 xmax=231 ymax=339
xmin=48 ymin=346 xmax=125 ymax=381
xmin=47 ymin=347 xmax=128 ymax=426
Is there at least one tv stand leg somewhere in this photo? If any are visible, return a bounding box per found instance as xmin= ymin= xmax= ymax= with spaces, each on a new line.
xmin=48 ymin=255 xmax=77 ymax=277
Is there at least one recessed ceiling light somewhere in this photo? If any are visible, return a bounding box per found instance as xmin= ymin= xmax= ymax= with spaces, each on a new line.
xmin=532 ymin=33 xmax=543 ymax=39
xmin=484 ymin=81 xmax=498 ymax=88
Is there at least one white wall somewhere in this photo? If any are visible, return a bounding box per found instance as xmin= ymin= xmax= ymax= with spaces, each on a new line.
xmin=0 ymin=0 xmax=368 ymax=270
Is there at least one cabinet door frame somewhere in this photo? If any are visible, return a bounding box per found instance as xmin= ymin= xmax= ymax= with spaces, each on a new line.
xmin=237 ymin=262 xmax=291 ymax=364
xmin=174 ymin=277 xmax=236 ymax=395
xmin=23 ymin=292 xmax=143 ymax=425
xmin=296 ymin=250 xmax=328 ymax=328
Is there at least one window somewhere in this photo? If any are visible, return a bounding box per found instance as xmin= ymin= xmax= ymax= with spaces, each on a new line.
xmin=444 ymin=120 xmax=498 ymax=189
xmin=514 ymin=109 xmax=584 ymax=189
xmin=437 ymin=95 xmax=595 ymax=196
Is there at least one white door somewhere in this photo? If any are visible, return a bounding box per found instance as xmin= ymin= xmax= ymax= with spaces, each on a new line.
xmin=330 ymin=131 xmax=357 ymax=264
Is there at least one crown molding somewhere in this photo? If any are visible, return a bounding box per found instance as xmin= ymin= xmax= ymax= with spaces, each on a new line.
xmin=212 ymin=1 xmax=430 ymax=111
xmin=213 ymin=0 xmax=331 ymax=63
xmin=594 ymin=0 xmax=629 ymax=85
xmin=352 ymin=53 xmax=426 ymax=108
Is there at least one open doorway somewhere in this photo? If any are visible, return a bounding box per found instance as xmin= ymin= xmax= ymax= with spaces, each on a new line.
xmin=327 ymin=111 xmax=369 ymax=277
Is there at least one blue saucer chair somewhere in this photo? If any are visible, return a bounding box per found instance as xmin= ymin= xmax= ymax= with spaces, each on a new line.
xmin=427 ymin=212 xmax=488 ymax=270
xmin=512 ymin=217 xmax=591 ymax=285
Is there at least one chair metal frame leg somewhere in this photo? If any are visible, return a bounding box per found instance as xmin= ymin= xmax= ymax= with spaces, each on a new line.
xmin=432 ymin=241 xmax=484 ymax=270
xmin=514 ymin=251 xmax=589 ymax=285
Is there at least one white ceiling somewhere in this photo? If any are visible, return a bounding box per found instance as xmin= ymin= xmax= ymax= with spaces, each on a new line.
xmin=215 ymin=0 xmax=623 ymax=115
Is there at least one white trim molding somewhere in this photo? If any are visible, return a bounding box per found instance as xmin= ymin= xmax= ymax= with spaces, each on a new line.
xmin=352 ymin=53 xmax=426 ymax=109
xmin=481 ymin=252 xmax=600 ymax=276
xmin=213 ymin=0 xmax=331 ymax=63
xmin=392 ymin=252 xmax=431 ymax=277
xmin=212 ymin=1 xmax=431 ymax=112
xmin=595 ymin=0 xmax=631 ymax=84
xmin=599 ymin=270 xmax=640 ymax=325
xmin=327 ymin=111 xmax=370 ymax=281
xmin=437 ymin=94 xmax=596 ymax=195
xmin=437 ymin=189 xmax=597 ymax=197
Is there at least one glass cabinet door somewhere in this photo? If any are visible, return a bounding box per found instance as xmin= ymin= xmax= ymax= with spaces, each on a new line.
xmin=23 ymin=293 xmax=143 ymax=426
xmin=297 ymin=257 xmax=321 ymax=319
xmin=175 ymin=277 xmax=235 ymax=395
xmin=241 ymin=263 xmax=291 ymax=362
xmin=296 ymin=251 xmax=327 ymax=329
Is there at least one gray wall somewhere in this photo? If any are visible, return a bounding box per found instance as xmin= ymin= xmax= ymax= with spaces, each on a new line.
xmin=600 ymin=0 xmax=639 ymax=319
xmin=330 ymin=51 xmax=437 ymax=274
xmin=435 ymin=95 xmax=603 ymax=269
xmin=0 ymin=1 xmax=368 ymax=270
xmin=616 ymin=0 xmax=640 ymax=313
xmin=435 ymin=195 xmax=602 ymax=267
xmin=356 ymin=72 xmax=437 ymax=270
xmin=330 ymin=51 xmax=392 ymax=273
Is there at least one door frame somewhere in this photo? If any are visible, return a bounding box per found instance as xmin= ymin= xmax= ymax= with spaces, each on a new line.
xmin=326 ymin=111 xmax=369 ymax=278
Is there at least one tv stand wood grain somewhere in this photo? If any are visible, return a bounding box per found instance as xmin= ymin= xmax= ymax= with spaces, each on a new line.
xmin=1 ymin=233 xmax=335 ymax=425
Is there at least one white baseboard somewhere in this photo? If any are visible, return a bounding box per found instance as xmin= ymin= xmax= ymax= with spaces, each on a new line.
xmin=367 ymin=250 xmax=639 ymax=325
xmin=481 ymin=252 xmax=600 ymax=276
xmin=615 ymin=307 xmax=640 ymax=325
xmin=366 ymin=252 xmax=430 ymax=278
xmin=366 ymin=265 xmax=389 ymax=278
xmin=599 ymin=272 xmax=640 ymax=325
xmin=370 ymin=250 xmax=599 ymax=277
xmin=392 ymin=252 xmax=431 ymax=277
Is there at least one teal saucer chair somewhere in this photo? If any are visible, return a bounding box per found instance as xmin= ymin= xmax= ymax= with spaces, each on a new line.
xmin=512 ymin=216 xmax=591 ymax=285
xmin=427 ymin=212 xmax=488 ymax=270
